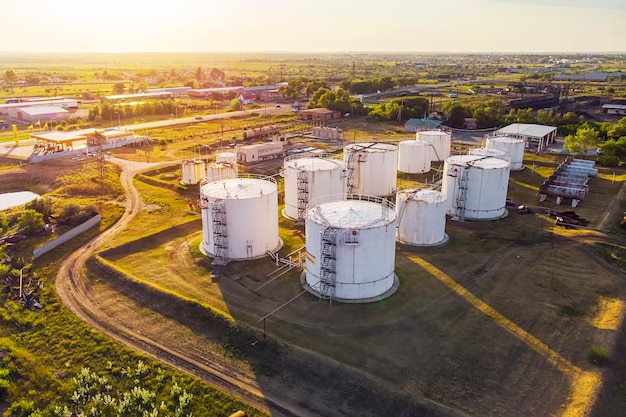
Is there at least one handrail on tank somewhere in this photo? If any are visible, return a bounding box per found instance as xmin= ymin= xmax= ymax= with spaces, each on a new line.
xmin=200 ymin=173 xmax=277 ymax=185
xmin=283 ymin=151 xmax=342 ymax=163
xmin=305 ymin=193 xmax=396 ymax=212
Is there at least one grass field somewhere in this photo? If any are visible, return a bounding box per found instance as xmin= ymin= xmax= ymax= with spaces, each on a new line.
xmin=80 ymin=149 xmax=626 ymax=416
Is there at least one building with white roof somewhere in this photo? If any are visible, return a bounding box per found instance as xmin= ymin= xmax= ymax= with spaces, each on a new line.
xmin=493 ymin=123 xmax=557 ymax=152
xmin=8 ymin=106 xmax=70 ymax=124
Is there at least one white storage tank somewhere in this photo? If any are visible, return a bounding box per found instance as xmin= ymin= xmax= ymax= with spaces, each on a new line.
xmin=199 ymin=175 xmax=282 ymax=264
xmin=417 ymin=130 xmax=452 ymax=161
xmin=206 ymin=161 xmax=238 ymax=182
xmin=181 ymin=159 xmax=207 ymax=185
xmin=397 ymin=140 xmax=432 ymax=174
xmin=486 ymin=136 xmax=525 ymax=171
xmin=442 ymin=155 xmax=511 ymax=220
xmin=469 ymin=147 xmax=507 ymax=158
xmin=304 ymin=196 xmax=398 ymax=302
xmin=283 ymin=155 xmax=348 ymax=221
xmin=396 ymin=189 xmax=448 ymax=246
xmin=216 ymin=151 xmax=237 ymax=164
xmin=343 ymin=142 xmax=398 ymax=196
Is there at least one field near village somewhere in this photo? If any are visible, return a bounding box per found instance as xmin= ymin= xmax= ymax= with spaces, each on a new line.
xmin=47 ymin=127 xmax=624 ymax=417
xmin=1 ymin=53 xmax=626 ymax=416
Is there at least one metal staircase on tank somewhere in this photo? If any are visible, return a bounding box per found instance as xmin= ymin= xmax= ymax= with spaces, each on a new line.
xmin=345 ymin=149 xmax=356 ymax=195
xmin=296 ymin=170 xmax=309 ymax=221
xmin=318 ymin=227 xmax=337 ymax=302
xmin=455 ymin=168 xmax=468 ymax=221
xmin=211 ymin=199 xmax=229 ymax=265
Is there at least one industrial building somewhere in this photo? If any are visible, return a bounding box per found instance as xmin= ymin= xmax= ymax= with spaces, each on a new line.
xmin=491 ymin=123 xmax=557 ymax=152
xmin=8 ymin=106 xmax=70 ymax=124
xmin=297 ymin=108 xmax=342 ymax=121
xmin=235 ymin=142 xmax=285 ymax=163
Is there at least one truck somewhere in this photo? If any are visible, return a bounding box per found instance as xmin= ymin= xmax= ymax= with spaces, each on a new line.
xmin=0 ymin=121 xmax=10 ymax=129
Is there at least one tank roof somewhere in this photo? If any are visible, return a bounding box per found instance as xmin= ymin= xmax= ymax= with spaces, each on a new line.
xmin=399 ymin=189 xmax=446 ymax=203
xmin=447 ymin=154 xmax=510 ymax=169
xmin=201 ymin=177 xmax=276 ymax=199
xmin=308 ymin=199 xmax=396 ymax=228
xmin=285 ymin=157 xmax=345 ymax=171
xmin=418 ymin=130 xmax=450 ymax=137
xmin=400 ymin=139 xmax=430 ymax=147
xmin=344 ymin=142 xmax=397 ymax=152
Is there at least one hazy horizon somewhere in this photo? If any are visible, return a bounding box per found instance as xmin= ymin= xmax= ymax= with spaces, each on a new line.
xmin=3 ymin=0 xmax=625 ymax=54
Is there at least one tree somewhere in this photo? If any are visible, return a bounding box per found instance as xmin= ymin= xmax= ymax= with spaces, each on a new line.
xmin=25 ymin=198 xmax=54 ymax=220
xmin=112 ymin=83 xmax=125 ymax=94
xmin=17 ymin=210 xmax=44 ymax=235
xmin=307 ymin=87 xmax=330 ymax=109
xmin=564 ymin=126 xmax=600 ymax=158
xmin=607 ymin=117 xmax=626 ymax=139
xmin=209 ymin=68 xmax=225 ymax=82
xmin=3 ymin=70 xmax=17 ymax=85
xmin=378 ymin=76 xmax=395 ymax=92
xmin=195 ymin=66 xmax=204 ymax=82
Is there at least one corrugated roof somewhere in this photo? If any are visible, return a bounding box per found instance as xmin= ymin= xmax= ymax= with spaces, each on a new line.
xmin=21 ymin=106 xmax=69 ymax=116
xmin=497 ymin=123 xmax=556 ymax=138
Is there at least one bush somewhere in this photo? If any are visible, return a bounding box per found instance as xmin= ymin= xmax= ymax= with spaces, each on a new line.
xmin=587 ymin=346 xmax=610 ymax=366
xmin=595 ymin=155 xmax=620 ymax=167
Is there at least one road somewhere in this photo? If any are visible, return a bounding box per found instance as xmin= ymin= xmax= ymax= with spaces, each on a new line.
xmin=55 ymin=156 xmax=318 ymax=417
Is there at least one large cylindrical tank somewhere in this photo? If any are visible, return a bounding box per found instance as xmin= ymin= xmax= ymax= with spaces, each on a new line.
xmin=442 ymin=155 xmax=511 ymax=220
xmin=206 ymin=161 xmax=238 ymax=182
xmin=215 ymin=151 xmax=237 ymax=164
xmin=199 ymin=176 xmax=282 ymax=263
xmin=417 ymin=130 xmax=452 ymax=161
xmin=486 ymin=136 xmax=525 ymax=171
xmin=181 ymin=159 xmax=207 ymax=185
xmin=283 ymin=155 xmax=348 ymax=221
xmin=343 ymin=142 xmax=398 ymax=196
xmin=304 ymin=196 xmax=397 ymax=302
xmin=396 ymin=189 xmax=448 ymax=246
xmin=397 ymin=140 xmax=432 ymax=174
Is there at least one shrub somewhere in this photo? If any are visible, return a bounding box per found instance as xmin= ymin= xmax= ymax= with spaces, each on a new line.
xmin=595 ymin=155 xmax=620 ymax=167
xmin=587 ymin=346 xmax=610 ymax=366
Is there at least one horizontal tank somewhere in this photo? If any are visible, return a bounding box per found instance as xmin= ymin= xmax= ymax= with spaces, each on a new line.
xmin=304 ymin=196 xmax=397 ymax=302
xmin=181 ymin=159 xmax=207 ymax=185
xmin=397 ymin=140 xmax=432 ymax=174
xmin=206 ymin=161 xmax=238 ymax=182
xmin=396 ymin=189 xmax=448 ymax=246
xmin=486 ymin=136 xmax=525 ymax=171
xmin=343 ymin=142 xmax=398 ymax=196
xmin=283 ymin=155 xmax=348 ymax=221
xmin=199 ymin=176 xmax=282 ymax=264
xmin=417 ymin=130 xmax=452 ymax=161
xmin=442 ymin=154 xmax=511 ymax=220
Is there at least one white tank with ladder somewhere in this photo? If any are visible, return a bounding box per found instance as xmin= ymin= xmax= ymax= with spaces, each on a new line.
xmin=396 ymin=189 xmax=448 ymax=246
xmin=417 ymin=130 xmax=452 ymax=162
xmin=304 ymin=195 xmax=398 ymax=302
xmin=442 ymin=154 xmax=511 ymax=220
xmin=199 ymin=175 xmax=282 ymax=264
xmin=282 ymin=154 xmax=347 ymax=221
xmin=343 ymin=142 xmax=398 ymax=196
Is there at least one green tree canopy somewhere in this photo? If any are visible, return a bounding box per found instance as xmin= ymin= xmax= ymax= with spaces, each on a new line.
xmin=17 ymin=210 xmax=44 ymax=235
xmin=564 ymin=126 xmax=600 ymax=158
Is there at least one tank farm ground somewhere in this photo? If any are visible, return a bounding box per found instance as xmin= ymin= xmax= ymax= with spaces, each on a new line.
xmin=58 ymin=129 xmax=626 ymax=416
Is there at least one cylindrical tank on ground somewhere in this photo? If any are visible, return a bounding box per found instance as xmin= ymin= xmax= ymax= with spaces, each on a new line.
xmin=199 ymin=176 xmax=282 ymax=263
xmin=469 ymin=147 xmax=507 ymax=158
xmin=283 ymin=155 xmax=348 ymax=221
xmin=181 ymin=159 xmax=207 ymax=185
xmin=343 ymin=142 xmax=398 ymax=196
xmin=442 ymin=154 xmax=511 ymax=220
xmin=397 ymin=140 xmax=432 ymax=174
xmin=304 ymin=196 xmax=397 ymax=302
xmin=396 ymin=189 xmax=448 ymax=246
xmin=486 ymin=136 xmax=525 ymax=171
xmin=417 ymin=130 xmax=452 ymax=161
xmin=206 ymin=161 xmax=238 ymax=182
xmin=216 ymin=151 xmax=237 ymax=164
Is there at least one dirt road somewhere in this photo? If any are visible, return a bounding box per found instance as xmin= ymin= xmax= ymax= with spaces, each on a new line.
xmin=55 ymin=156 xmax=316 ymax=417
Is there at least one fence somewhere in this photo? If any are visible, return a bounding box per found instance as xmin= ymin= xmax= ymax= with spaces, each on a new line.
xmin=33 ymin=214 xmax=101 ymax=259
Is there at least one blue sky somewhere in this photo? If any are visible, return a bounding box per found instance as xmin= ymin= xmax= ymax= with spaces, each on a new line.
xmin=3 ymin=0 xmax=624 ymax=53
